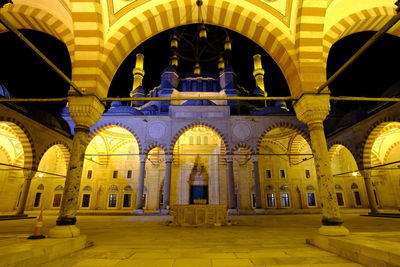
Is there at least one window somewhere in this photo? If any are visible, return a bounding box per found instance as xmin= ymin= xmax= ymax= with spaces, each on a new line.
xmin=279 ymin=170 xmax=286 ymax=178
xmin=127 ymin=170 xmax=132 ymax=179
xmin=52 ymin=193 xmax=62 ymax=207
xmin=335 ymin=184 xmax=343 ymax=190
xmin=266 ymin=193 xmax=275 ymax=207
xmin=108 ymin=194 xmax=117 ymax=207
xmin=113 ymin=170 xmax=118 ymax=179
xmin=373 ymin=190 xmax=379 ymax=206
xmin=265 ymin=170 xmax=272 ymax=178
xmin=307 ymin=193 xmax=316 ymax=206
xmin=336 ymin=192 xmax=345 ymax=206
xmin=204 ymin=136 xmax=208 ymax=145
xmin=354 ymin=191 xmax=362 ymax=206
xmin=33 ymin=192 xmax=41 ymax=207
xmin=87 ymin=170 xmax=92 ymax=179
xmin=306 ymin=185 xmax=315 ymax=191
xmin=189 ymin=136 xmax=194 ymax=144
xmin=305 ymin=169 xmax=311 ymax=178
xmin=251 ymin=193 xmax=256 ymax=209
xmin=81 ymin=194 xmax=91 ymax=208
xmin=197 ymin=136 xmax=201 ymax=144
xmin=123 ymin=194 xmax=132 ymax=208
xmin=280 ymin=193 xmax=290 ymax=207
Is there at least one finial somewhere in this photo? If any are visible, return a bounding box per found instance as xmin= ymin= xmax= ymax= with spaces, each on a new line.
xmin=194 ymin=62 xmax=201 ymax=75
xmin=217 ymin=57 xmax=225 ymax=71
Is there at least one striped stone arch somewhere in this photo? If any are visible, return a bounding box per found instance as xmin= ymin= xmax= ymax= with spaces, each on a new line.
xmin=0 ymin=146 xmax=12 ymax=164
xmin=231 ymin=142 xmax=256 ymax=155
xmin=328 ymin=142 xmax=360 ymax=169
xmin=169 ymin=121 xmax=230 ymax=153
xmin=0 ymin=118 xmax=36 ymax=170
xmin=362 ymin=119 xmax=400 ymax=169
xmin=88 ymin=123 xmax=143 ymax=153
xmin=102 ymin=0 xmax=301 ymax=97
xmin=256 ymin=122 xmax=310 ymax=154
xmin=0 ymin=4 xmax=75 ymax=58
xmin=384 ymin=140 xmax=400 ymax=163
xmin=38 ymin=141 xmax=71 ymax=168
xmin=323 ymin=6 xmax=397 ymax=61
xmin=143 ymin=142 xmax=168 ymax=155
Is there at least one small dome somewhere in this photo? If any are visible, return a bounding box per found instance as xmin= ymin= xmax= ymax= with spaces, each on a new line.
xmin=110 ymin=100 xmax=123 ymax=107
xmin=0 ymin=84 xmax=11 ymax=98
xmin=105 ymin=104 xmax=143 ymax=116
xmin=182 ymin=99 xmax=216 ymax=106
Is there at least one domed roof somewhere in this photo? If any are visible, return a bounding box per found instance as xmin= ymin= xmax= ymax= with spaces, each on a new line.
xmin=182 ymin=99 xmax=216 ymax=106
xmin=105 ymin=103 xmax=143 ymax=116
xmin=0 ymin=84 xmax=11 ymax=98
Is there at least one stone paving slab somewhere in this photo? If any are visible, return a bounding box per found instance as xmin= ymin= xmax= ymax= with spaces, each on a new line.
xmin=2 ymin=211 xmax=398 ymax=266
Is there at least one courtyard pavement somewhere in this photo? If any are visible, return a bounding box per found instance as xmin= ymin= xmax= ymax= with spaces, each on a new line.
xmin=0 ymin=209 xmax=399 ymax=266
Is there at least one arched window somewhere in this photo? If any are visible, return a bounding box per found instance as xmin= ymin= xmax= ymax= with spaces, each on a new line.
xmin=83 ymin=185 xmax=92 ymax=191
xmin=189 ymin=136 xmax=194 ymax=144
xmin=306 ymin=185 xmax=315 ymax=191
xmin=265 ymin=185 xmax=274 ymax=191
xmin=279 ymin=185 xmax=289 ymax=191
xmin=197 ymin=136 xmax=201 ymax=144
xmin=335 ymin=184 xmax=343 ymax=190
xmin=351 ymin=183 xmax=359 ymax=189
xmin=54 ymin=185 xmax=64 ymax=191
xmin=124 ymin=185 xmax=133 ymax=191
xmin=204 ymin=136 xmax=208 ymax=145
xmin=109 ymin=185 xmax=119 ymax=191
xmin=37 ymin=184 xmax=44 ymax=190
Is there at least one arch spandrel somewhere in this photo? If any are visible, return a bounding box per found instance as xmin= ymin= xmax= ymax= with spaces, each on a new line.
xmin=102 ymin=0 xmax=302 ymax=97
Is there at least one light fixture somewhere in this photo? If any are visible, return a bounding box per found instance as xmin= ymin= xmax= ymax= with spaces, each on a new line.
xmin=352 ymin=172 xmax=358 ymax=177
xmin=38 ymin=173 xmax=44 ymax=178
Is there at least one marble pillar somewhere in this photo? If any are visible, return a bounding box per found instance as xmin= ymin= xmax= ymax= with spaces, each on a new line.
xmin=252 ymin=155 xmax=263 ymax=210
xmin=135 ymin=154 xmax=147 ymax=212
xmin=49 ymin=96 xmax=104 ymax=238
xmin=161 ymin=155 xmax=172 ymax=214
xmin=361 ymin=170 xmax=379 ymax=214
xmin=226 ymin=155 xmax=236 ymax=210
xmin=16 ymin=170 xmax=35 ymax=215
xmin=294 ymin=94 xmax=349 ymax=236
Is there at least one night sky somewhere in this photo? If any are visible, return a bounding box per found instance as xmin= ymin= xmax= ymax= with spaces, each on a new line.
xmin=0 ymin=27 xmax=399 ymax=115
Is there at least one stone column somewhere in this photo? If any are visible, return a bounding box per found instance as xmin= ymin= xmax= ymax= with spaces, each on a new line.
xmin=294 ymin=94 xmax=349 ymax=236
xmin=161 ymin=155 xmax=172 ymax=214
xmin=135 ymin=154 xmax=147 ymax=213
xmin=49 ymin=96 xmax=104 ymax=238
xmin=252 ymin=155 xmax=263 ymax=211
xmin=361 ymin=170 xmax=379 ymax=214
xmin=226 ymin=155 xmax=237 ymax=211
xmin=16 ymin=170 xmax=35 ymax=215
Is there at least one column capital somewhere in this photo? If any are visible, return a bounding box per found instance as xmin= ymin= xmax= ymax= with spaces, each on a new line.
xmin=226 ymin=154 xmax=234 ymax=163
xmin=139 ymin=154 xmax=147 ymax=163
xmin=68 ymin=95 xmax=105 ymax=128
xmin=293 ymin=93 xmax=330 ymax=125
xmin=23 ymin=170 xmax=35 ymax=180
xmin=165 ymin=154 xmax=173 ymax=163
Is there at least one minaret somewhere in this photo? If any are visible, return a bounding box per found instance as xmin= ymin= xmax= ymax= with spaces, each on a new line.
xmin=253 ymin=54 xmax=267 ymax=107
xmin=130 ymin=53 xmax=145 ymax=107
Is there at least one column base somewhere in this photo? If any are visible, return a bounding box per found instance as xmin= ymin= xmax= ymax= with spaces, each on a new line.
xmin=133 ymin=209 xmax=144 ymax=215
xmin=160 ymin=209 xmax=170 ymax=215
xmin=228 ymin=209 xmax=239 ymax=215
xmin=318 ymin=225 xmax=350 ymax=236
xmin=254 ymin=209 xmax=265 ymax=214
xmin=48 ymin=225 xmax=80 ymax=238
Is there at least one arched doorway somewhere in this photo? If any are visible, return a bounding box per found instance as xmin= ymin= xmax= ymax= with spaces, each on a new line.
xmin=171 ymin=125 xmax=227 ymax=205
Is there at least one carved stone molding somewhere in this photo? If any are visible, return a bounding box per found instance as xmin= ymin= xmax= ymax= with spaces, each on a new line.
xmin=293 ymin=93 xmax=330 ymax=125
xmin=68 ymin=96 xmax=105 ymax=128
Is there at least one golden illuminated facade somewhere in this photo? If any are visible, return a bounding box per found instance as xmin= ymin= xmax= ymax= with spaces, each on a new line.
xmin=0 ymin=0 xmax=399 ymax=239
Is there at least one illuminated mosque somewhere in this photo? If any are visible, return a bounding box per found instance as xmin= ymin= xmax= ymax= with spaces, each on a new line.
xmin=0 ymin=0 xmax=399 ymax=241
